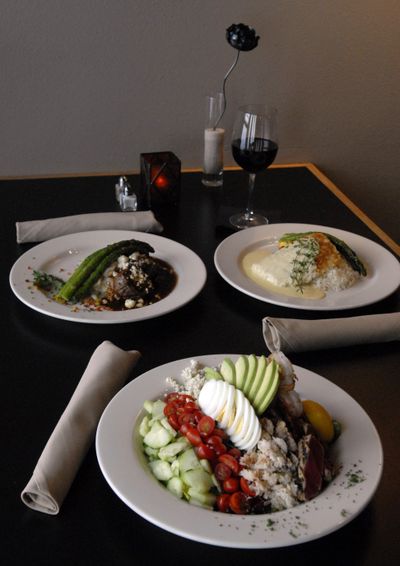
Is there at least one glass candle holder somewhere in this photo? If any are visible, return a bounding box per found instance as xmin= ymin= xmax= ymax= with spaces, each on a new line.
xmin=202 ymin=93 xmax=224 ymax=187
xmin=140 ymin=152 xmax=181 ymax=208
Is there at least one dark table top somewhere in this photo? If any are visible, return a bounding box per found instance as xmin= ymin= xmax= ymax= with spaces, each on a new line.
xmin=1 ymin=165 xmax=399 ymax=565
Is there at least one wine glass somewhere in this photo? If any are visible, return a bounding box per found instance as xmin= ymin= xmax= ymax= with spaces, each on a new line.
xmin=230 ymin=104 xmax=278 ymax=229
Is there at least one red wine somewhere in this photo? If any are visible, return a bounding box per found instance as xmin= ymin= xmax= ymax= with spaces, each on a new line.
xmin=232 ymin=137 xmax=278 ymax=173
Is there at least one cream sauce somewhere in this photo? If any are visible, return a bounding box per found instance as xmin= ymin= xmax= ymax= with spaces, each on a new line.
xmin=241 ymin=249 xmax=325 ymax=300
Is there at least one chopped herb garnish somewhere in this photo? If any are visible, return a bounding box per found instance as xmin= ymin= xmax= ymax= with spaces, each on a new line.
xmin=33 ymin=270 xmax=65 ymax=293
xmin=345 ymin=469 xmax=365 ymax=488
xmin=289 ymin=237 xmax=320 ymax=293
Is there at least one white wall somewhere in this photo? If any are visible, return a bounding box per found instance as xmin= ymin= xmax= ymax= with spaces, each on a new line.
xmin=1 ymin=0 xmax=399 ymax=240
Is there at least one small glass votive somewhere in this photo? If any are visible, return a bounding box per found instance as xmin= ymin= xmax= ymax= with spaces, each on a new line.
xmin=202 ymin=93 xmax=224 ymax=187
xmin=140 ymin=152 xmax=181 ymax=208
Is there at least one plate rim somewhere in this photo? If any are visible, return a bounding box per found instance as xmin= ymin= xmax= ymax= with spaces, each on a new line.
xmin=214 ymin=223 xmax=400 ymax=311
xmin=9 ymin=230 xmax=207 ymax=324
xmin=95 ymin=353 xmax=384 ymax=549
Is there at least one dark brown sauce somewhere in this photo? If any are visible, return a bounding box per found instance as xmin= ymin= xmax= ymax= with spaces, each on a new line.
xmin=88 ymin=256 xmax=178 ymax=311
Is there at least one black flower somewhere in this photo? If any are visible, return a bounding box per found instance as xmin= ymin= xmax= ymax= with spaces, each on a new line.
xmin=226 ymin=23 xmax=259 ymax=52
xmin=211 ymin=23 xmax=260 ymax=129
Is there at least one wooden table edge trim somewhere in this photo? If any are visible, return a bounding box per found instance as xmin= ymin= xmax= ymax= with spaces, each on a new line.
xmin=304 ymin=163 xmax=399 ymax=257
xmin=2 ymin=163 xmax=398 ymax=256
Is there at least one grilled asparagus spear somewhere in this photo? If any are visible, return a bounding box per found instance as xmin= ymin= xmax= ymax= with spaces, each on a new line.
xmin=56 ymin=239 xmax=154 ymax=303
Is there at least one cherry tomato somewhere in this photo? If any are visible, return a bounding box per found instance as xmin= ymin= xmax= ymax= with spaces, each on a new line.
xmin=163 ymin=402 xmax=178 ymax=417
xmin=218 ymin=453 xmax=241 ymax=476
xmin=197 ymin=415 xmax=215 ymax=437
xmin=167 ymin=414 xmax=180 ymax=431
xmin=183 ymin=401 xmax=197 ymax=412
xmin=228 ymin=447 xmax=241 ymax=459
xmin=185 ymin=426 xmax=202 ymax=446
xmin=206 ymin=435 xmax=227 ymax=455
xmin=193 ymin=410 xmax=204 ymax=424
xmin=205 ymin=435 xmax=220 ymax=448
xmin=239 ymin=477 xmax=256 ymax=497
xmin=229 ymin=491 xmax=250 ymax=514
xmin=178 ymin=412 xmax=196 ymax=427
xmin=196 ymin=443 xmax=215 ymax=460
xmin=214 ymin=462 xmax=232 ymax=482
xmin=212 ymin=427 xmax=228 ymax=440
xmin=223 ymin=477 xmax=240 ymax=493
xmin=165 ymin=392 xmax=181 ymax=403
xmin=179 ymin=422 xmax=191 ymax=435
xmin=216 ymin=493 xmax=231 ymax=513
xmin=175 ymin=407 xmax=185 ymax=420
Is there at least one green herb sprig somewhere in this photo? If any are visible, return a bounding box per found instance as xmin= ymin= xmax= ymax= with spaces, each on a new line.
xmin=289 ymin=237 xmax=320 ymax=293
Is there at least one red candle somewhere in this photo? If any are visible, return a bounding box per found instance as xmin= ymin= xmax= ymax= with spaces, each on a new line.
xmin=153 ymin=171 xmax=169 ymax=189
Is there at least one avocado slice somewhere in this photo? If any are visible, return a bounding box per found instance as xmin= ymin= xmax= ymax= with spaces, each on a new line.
xmin=253 ymin=360 xmax=280 ymax=415
xmin=247 ymin=355 xmax=267 ymax=403
xmin=220 ymin=358 xmax=236 ymax=386
xmin=243 ymin=354 xmax=257 ymax=397
xmin=204 ymin=367 xmax=223 ymax=381
xmin=235 ymin=355 xmax=248 ymax=390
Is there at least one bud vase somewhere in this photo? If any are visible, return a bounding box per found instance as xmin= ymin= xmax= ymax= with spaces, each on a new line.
xmin=202 ymin=93 xmax=224 ymax=187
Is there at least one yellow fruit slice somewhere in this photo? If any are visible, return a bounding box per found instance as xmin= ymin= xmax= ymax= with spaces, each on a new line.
xmin=302 ymin=399 xmax=334 ymax=443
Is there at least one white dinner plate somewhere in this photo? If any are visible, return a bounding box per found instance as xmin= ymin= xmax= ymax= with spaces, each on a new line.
xmin=96 ymin=354 xmax=383 ymax=548
xmin=9 ymin=230 xmax=206 ymax=324
xmin=214 ymin=223 xmax=400 ymax=310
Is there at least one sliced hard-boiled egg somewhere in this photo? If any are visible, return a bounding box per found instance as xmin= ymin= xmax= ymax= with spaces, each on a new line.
xmin=198 ymin=380 xmax=261 ymax=451
xmin=219 ymin=383 xmax=235 ymax=428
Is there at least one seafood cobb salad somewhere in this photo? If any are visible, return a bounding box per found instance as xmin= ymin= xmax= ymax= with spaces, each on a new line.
xmin=139 ymin=352 xmax=340 ymax=515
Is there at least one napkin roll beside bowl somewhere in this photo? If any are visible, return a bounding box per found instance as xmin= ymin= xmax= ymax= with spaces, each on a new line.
xmin=263 ymin=313 xmax=400 ymax=353
xmin=21 ymin=341 xmax=141 ymax=515
xmin=16 ymin=211 xmax=163 ymax=243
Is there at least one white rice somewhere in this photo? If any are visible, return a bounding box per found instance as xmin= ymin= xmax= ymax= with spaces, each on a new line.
xmin=313 ymin=261 xmax=360 ymax=291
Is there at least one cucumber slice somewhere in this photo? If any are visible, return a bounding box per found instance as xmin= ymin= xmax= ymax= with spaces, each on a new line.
xmin=199 ymin=459 xmax=212 ymax=473
xmin=187 ymin=488 xmax=216 ymax=508
xmin=151 ymin=399 xmax=166 ymax=419
xmin=143 ymin=445 xmax=159 ymax=459
xmin=178 ymin=448 xmax=202 ymax=473
xmin=143 ymin=400 xmax=153 ymax=414
xmin=160 ymin=417 xmax=178 ymax=438
xmin=171 ymin=458 xmax=180 ymax=477
xmin=211 ymin=473 xmax=221 ymax=492
xmin=167 ymin=476 xmax=184 ymax=499
xmin=181 ymin=468 xmax=214 ymax=493
xmin=143 ymin=421 xmax=173 ymax=449
xmin=138 ymin=415 xmax=150 ymax=437
xmin=149 ymin=459 xmax=173 ymax=482
xmin=158 ymin=439 xmax=188 ymax=461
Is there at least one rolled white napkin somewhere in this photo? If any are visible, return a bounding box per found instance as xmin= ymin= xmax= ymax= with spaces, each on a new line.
xmin=263 ymin=313 xmax=400 ymax=353
xmin=16 ymin=211 xmax=163 ymax=243
xmin=21 ymin=341 xmax=141 ymax=515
